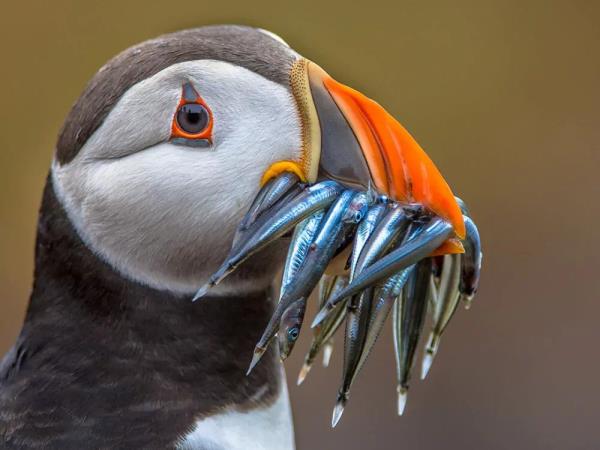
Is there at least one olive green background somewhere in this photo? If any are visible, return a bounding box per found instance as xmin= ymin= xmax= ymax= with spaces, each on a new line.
xmin=1 ymin=1 xmax=598 ymax=449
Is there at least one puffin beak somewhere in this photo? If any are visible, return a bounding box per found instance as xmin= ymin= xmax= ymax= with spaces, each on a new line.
xmin=303 ymin=61 xmax=465 ymax=240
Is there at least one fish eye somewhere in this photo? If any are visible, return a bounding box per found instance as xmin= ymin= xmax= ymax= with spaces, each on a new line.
xmin=176 ymin=103 xmax=209 ymax=134
xmin=287 ymin=327 xmax=299 ymax=341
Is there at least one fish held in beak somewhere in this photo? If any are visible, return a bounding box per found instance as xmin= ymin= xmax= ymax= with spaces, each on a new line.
xmin=195 ymin=54 xmax=483 ymax=423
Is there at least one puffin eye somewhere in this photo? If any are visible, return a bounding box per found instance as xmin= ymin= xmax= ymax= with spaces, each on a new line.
xmin=176 ymin=103 xmax=209 ymax=134
xmin=287 ymin=327 xmax=299 ymax=342
xmin=171 ymin=82 xmax=213 ymax=146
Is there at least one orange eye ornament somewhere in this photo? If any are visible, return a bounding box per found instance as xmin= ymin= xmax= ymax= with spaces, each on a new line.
xmin=171 ymin=82 xmax=213 ymax=147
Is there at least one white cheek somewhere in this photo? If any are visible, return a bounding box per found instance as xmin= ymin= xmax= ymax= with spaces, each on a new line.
xmin=52 ymin=61 xmax=303 ymax=294
xmin=55 ymin=144 xmax=259 ymax=294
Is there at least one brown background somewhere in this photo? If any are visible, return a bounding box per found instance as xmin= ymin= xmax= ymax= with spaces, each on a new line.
xmin=1 ymin=1 xmax=599 ymax=449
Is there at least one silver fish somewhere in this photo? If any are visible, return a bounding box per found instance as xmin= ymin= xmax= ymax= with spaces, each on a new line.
xmin=278 ymin=298 xmax=306 ymax=361
xmin=356 ymin=266 xmax=413 ymax=374
xmin=331 ymin=287 xmax=374 ymax=427
xmin=280 ymin=212 xmax=325 ymax=295
xmin=393 ymin=259 xmax=431 ymax=415
xmin=232 ymin=182 xmax=303 ymax=249
xmin=274 ymin=212 xmax=325 ymax=362
xmin=312 ymin=218 xmax=454 ymax=327
xmin=460 ymin=215 xmax=482 ymax=309
xmin=331 ymin=206 xmax=412 ymax=426
xmin=428 ymin=264 xmax=440 ymax=321
xmin=297 ymin=275 xmax=349 ymax=385
xmin=421 ymin=253 xmax=461 ymax=380
xmin=236 ymin=176 xmax=274 ymax=233
xmin=349 ymin=204 xmax=387 ymax=280
xmin=354 ymin=204 xmax=409 ymax=275
xmin=241 ymin=172 xmax=301 ymax=230
xmin=194 ymin=180 xmax=344 ymax=299
xmin=247 ymin=190 xmax=362 ymax=374
xmin=358 ymin=223 xmax=426 ymax=375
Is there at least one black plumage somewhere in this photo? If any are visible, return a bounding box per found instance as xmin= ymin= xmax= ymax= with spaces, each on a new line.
xmin=0 ymin=178 xmax=281 ymax=448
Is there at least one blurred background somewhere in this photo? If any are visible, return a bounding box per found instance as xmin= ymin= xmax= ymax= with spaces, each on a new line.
xmin=1 ymin=1 xmax=599 ymax=449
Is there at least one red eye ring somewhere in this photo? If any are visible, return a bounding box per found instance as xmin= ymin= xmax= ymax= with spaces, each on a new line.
xmin=171 ymin=82 xmax=213 ymax=142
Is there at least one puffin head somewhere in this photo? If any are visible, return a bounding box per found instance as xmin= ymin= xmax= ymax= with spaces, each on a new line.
xmin=52 ymin=25 xmax=462 ymax=296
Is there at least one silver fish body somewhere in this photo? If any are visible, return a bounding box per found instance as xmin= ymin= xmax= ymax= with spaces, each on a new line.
xmin=356 ymin=266 xmax=413 ymax=374
xmin=331 ymin=206 xmax=413 ymax=426
xmin=280 ymin=211 xmax=325 ymax=296
xmin=354 ymin=204 xmax=411 ymax=275
xmin=460 ymin=215 xmax=482 ymax=308
xmin=236 ymin=176 xmax=273 ymax=233
xmin=232 ymin=182 xmax=303 ymax=250
xmin=274 ymin=212 xmax=326 ymax=361
xmin=393 ymin=259 xmax=431 ymax=415
xmin=331 ymin=287 xmax=374 ymax=427
xmin=349 ymin=204 xmax=387 ymax=281
xmin=421 ymin=253 xmax=461 ymax=379
xmin=313 ymin=218 xmax=454 ymax=326
xmin=237 ymin=172 xmax=301 ymax=233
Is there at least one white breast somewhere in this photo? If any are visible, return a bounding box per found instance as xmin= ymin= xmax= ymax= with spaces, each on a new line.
xmin=177 ymin=376 xmax=295 ymax=450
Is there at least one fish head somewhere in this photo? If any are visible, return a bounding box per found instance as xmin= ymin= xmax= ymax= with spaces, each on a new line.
xmin=277 ymin=299 xmax=306 ymax=360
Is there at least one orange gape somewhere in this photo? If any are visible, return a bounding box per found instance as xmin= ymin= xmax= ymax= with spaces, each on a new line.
xmin=321 ymin=76 xmax=466 ymax=241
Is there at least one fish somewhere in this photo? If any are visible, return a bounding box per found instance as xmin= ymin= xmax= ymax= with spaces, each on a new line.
xmin=331 ymin=287 xmax=374 ymax=427
xmin=460 ymin=215 xmax=482 ymax=309
xmin=312 ymin=217 xmax=454 ymax=327
xmin=194 ymin=180 xmax=345 ymax=299
xmin=349 ymin=203 xmax=387 ymax=280
xmin=356 ymin=267 xmax=414 ymax=374
xmin=421 ymin=253 xmax=461 ymax=379
xmin=353 ymin=204 xmax=411 ymax=275
xmin=393 ymin=259 xmax=432 ymax=415
xmin=274 ymin=212 xmax=325 ymax=362
xmin=247 ymin=190 xmax=369 ymax=374
xmin=236 ymin=175 xmax=274 ymax=233
xmin=331 ymin=207 xmax=413 ymax=426
xmin=280 ymin=212 xmax=325 ymax=295
xmin=356 ymin=224 xmax=427 ymax=374
xmin=428 ymin=263 xmax=440 ymax=320
xmin=297 ymin=275 xmax=349 ymax=385
xmin=232 ymin=181 xmax=304 ymax=249
xmin=278 ymin=298 xmax=307 ymax=361
xmin=239 ymin=172 xmax=301 ymax=232
xmin=297 ymin=203 xmax=386 ymax=386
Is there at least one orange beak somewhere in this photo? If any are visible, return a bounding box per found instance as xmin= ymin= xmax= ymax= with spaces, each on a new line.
xmin=305 ymin=62 xmax=465 ymax=242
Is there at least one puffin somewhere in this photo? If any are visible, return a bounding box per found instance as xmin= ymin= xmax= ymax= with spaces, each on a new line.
xmin=0 ymin=25 xmax=467 ymax=449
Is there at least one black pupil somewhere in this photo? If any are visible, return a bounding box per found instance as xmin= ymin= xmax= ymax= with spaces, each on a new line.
xmin=177 ymin=103 xmax=208 ymax=134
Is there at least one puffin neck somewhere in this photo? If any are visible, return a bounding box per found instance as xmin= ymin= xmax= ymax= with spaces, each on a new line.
xmin=11 ymin=175 xmax=282 ymax=446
